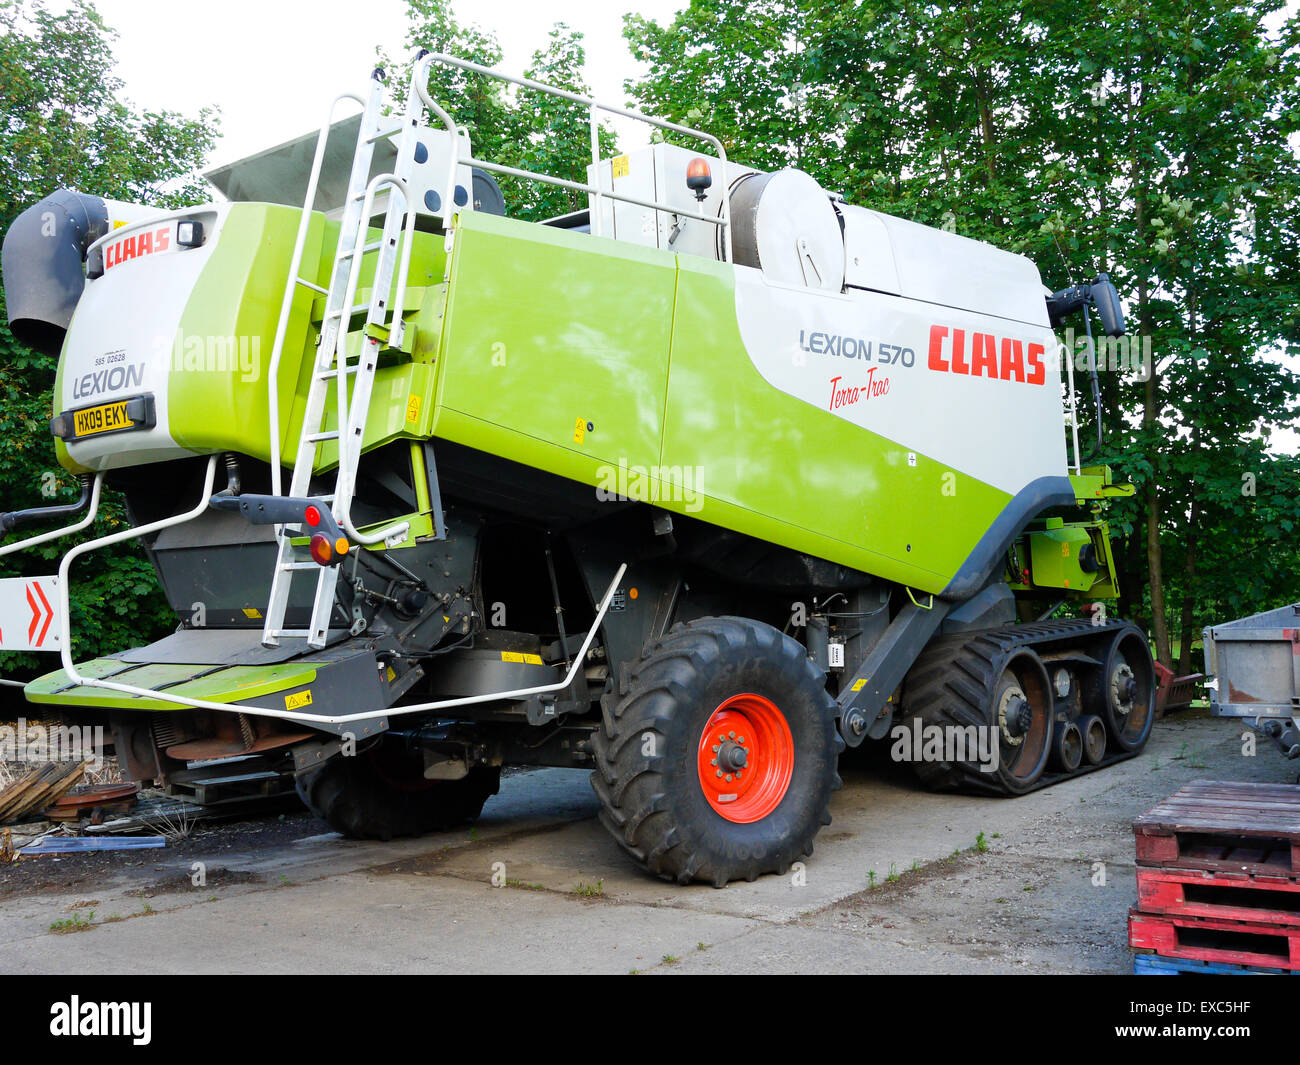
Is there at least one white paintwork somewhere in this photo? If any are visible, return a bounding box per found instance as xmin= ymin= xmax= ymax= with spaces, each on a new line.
xmin=860 ymin=208 xmax=1052 ymax=327
xmin=734 ymin=169 xmax=846 ymax=292
xmin=732 ymin=266 xmax=1067 ymax=495
xmin=0 ymin=576 xmax=60 ymax=652
xmin=587 ymin=143 xmax=759 ymax=260
xmin=61 ymin=204 xmax=233 ymax=471
xmin=841 ymin=206 xmax=902 ymax=294
xmin=378 ymin=124 xmax=471 ymax=224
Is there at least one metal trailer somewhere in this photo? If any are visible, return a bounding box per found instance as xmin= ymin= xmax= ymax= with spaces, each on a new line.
xmin=1204 ymin=604 xmax=1300 ymax=760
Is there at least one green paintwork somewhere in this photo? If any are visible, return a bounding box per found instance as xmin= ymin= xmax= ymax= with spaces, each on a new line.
xmin=166 ymin=204 xmax=326 ymax=460
xmin=1027 ymin=520 xmax=1098 ymax=592
xmin=430 ymin=211 xmax=1011 ymax=594
xmin=49 ymin=203 xmax=1039 ymax=594
xmin=25 ymin=658 xmax=320 ymax=711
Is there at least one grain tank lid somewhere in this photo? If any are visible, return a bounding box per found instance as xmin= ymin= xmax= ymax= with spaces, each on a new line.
xmin=204 ymin=114 xmax=399 ymax=210
xmin=861 ymin=208 xmax=1051 ymax=328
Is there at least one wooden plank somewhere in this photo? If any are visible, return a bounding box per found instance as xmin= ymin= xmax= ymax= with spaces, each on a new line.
xmin=1129 ymin=909 xmax=1300 ymax=971
xmin=1134 ymin=780 xmax=1300 ymax=876
xmin=1137 ymin=867 xmax=1300 ymax=927
xmin=4 ymin=761 xmax=89 ymax=822
xmin=0 ymin=766 xmax=46 ymax=822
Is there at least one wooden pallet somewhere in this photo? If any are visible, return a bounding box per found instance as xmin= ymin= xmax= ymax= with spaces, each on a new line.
xmin=1134 ymin=953 xmax=1297 ymax=976
xmin=1129 ymin=908 xmax=1300 ymax=971
xmin=1137 ymin=867 xmax=1300 ymax=927
xmin=1133 ymin=780 xmax=1300 ymax=877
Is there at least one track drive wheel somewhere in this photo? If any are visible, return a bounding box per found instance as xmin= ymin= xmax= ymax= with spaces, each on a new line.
xmin=903 ymin=634 xmax=1054 ymax=795
xmin=1097 ymin=625 xmax=1156 ymax=752
xmin=297 ymin=737 xmax=501 ymax=841
xmin=591 ymin=616 xmax=843 ymax=887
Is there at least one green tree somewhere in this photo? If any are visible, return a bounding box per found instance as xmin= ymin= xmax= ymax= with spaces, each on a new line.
xmin=515 ymin=24 xmax=617 ymax=220
xmin=384 ymin=2 xmax=614 ymax=221
xmin=626 ymin=0 xmax=1300 ymax=667
xmin=0 ymin=0 xmax=217 ymax=680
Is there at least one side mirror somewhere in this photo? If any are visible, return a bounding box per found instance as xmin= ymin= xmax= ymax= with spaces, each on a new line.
xmin=1090 ymin=273 xmax=1125 ymax=337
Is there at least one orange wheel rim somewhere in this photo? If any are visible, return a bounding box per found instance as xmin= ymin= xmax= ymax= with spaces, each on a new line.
xmin=696 ymin=693 xmax=794 ymax=823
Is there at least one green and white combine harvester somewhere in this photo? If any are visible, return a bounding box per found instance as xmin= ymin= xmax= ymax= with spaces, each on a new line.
xmin=0 ymin=56 xmax=1154 ymax=885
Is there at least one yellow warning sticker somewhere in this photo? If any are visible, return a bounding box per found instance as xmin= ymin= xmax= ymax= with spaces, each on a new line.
xmin=611 ymin=155 xmax=630 ymax=180
xmin=501 ymin=651 xmax=544 ymax=665
xmin=285 ymin=690 xmax=313 ymax=711
xmin=850 ymin=678 xmax=867 ymax=692
xmin=573 ymin=417 xmax=586 ymax=444
xmin=242 ymin=607 xmax=263 ymax=620
xmin=406 ymin=394 xmax=422 ymax=424
xmin=386 ymin=667 xmax=397 ymax=683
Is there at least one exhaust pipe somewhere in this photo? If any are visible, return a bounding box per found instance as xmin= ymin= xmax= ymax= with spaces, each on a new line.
xmin=1 ymin=189 xmax=110 ymax=356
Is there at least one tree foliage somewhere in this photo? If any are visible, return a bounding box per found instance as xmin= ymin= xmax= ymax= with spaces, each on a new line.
xmin=382 ymin=1 xmax=614 ymax=221
xmin=0 ymin=0 xmax=217 ymax=677
xmin=626 ymin=0 xmax=1300 ymax=669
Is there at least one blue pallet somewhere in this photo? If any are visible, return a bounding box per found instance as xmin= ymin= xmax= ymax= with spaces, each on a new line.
xmin=1134 ymin=954 xmax=1297 ymax=976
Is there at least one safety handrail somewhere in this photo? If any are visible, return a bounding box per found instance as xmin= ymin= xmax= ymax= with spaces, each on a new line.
xmin=412 ymin=52 xmax=733 ymax=261
xmin=50 ymin=462 xmax=627 ymax=727
xmin=331 ymin=170 xmax=417 ymax=547
xmin=0 ymin=474 xmax=104 ymax=560
xmin=266 ymin=91 xmax=370 ymax=499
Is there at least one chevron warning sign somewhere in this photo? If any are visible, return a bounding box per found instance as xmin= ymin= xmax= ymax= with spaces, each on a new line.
xmin=0 ymin=576 xmax=60 ymax=651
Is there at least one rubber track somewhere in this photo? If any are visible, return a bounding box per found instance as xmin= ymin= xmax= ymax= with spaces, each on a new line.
xmin=902 ymin=618 xmax=1137 ymax=796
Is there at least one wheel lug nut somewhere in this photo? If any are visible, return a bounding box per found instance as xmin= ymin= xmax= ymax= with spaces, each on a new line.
xmin=725 ymin=774 xmax=733 ymax=782
xmin=710 ymin=758 xmax=717 ymax=766
xmin=712 ymin=745 xmax=719 ymax=752
xmin=728 ymin=731 xmax=735 ymax=739
xmin=716 ymin=770 xmax=723 ymax=778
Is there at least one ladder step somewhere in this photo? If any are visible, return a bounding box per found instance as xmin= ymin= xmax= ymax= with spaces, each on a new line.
xmin=338 ymin=241 xmax=383 ymax=261
xmin=315 ymin=366 xmax=359 ymax=380
xmin=306 ymin=430 xmax=340 ymax=443
xmin=279 ymin=562 xmax=319 ymax=572
xmin=295 ymin=277 xmax=328 ymax=295
xmin=323 ymin=304 xmax=373 ymax=320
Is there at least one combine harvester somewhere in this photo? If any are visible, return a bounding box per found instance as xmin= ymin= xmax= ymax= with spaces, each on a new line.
xmin=0 ymin=56 xmax=1155 ymax=884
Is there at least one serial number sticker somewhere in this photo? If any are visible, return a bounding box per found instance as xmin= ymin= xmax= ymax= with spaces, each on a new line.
xmin=285 ymin=690 xmax=313 ymax=711
xmin=72 ymin=400 xmax=133 ymax=438
xmin=500 ymin=651 xmax=544 ymax=665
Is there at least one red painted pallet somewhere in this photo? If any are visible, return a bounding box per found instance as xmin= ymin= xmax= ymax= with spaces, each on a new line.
xmin=1136 ymin=867 xmax=1300 ymax=927
xmin=1129 ymin=909 xmax=1300 ymax=971
xmin=1133 ymin=780 xmax=1300 ymax=877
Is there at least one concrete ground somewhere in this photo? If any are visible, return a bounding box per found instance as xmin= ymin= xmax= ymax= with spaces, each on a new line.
xmin=0 ymin=707 xmax=1294 ymax=974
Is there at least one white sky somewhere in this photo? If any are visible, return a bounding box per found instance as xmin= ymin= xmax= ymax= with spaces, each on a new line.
xmin=93 ymin=0 xmax=685 ymax=170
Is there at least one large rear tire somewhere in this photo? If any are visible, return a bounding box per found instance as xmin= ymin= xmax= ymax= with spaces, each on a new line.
xmin=297 ymin=738 xmax=501 ymax=841
xmin=591 ymin=616 xmax=843 ymax=887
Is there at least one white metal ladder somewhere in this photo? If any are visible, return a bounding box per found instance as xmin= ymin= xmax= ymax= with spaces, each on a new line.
xmin=262 ymin=70 xmax=420 ymax=649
